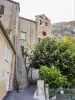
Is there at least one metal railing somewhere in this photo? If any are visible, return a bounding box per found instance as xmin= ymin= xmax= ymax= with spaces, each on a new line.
xmin=49 ymin=88 xmax=75 ymax=100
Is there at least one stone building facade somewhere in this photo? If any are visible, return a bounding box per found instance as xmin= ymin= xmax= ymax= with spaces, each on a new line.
xmin=1 ymin=0 xmax=19 ymax=46
xmin=19 ymin=14 xmax=52 ymax=54
xmin=0 ymin=0 xmax=52 ymax=93
xmin=19 ymin=17 xmax=37 ymax=54
xmin=0 ymin=0 xmax=28 ymax=92
xmin=36 ymin=14 xmax=51 ymax=39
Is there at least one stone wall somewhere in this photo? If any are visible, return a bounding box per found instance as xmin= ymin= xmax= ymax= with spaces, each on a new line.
xmin=0 ymin=0 xmax=29 ymax=91
xmin=0 ymin=0 xmax=19 ymax=46
xmin=28 ymin=68 xmax=39 ymax=84
xmin=19 ymin=17 xmax=37 ymax=54
xmin=36 ymin=14 xmax=52 ymax=40
xmin=19 ymin=14 xmax=52 ymax=54
xmin=37 ymin=80 xmax=49 ymax=100
xmin=13 ymin=34 xmax=29 ymax=91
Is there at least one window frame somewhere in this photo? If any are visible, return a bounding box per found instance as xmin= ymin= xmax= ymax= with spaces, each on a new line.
xmin=40 ymin=19 xmax=42 ymax=25
xmin=45 ymin=18 xmax=48 ymax=26
xmin=20 ymin=31 xmax=27 ymax=40
xmin=39 ymin=16 xmax=43 ymax=25
xmin=0 ymin=5 xmax=4 ymax=15
xmin=5 ymin=45 xmax=10 ymax=63
xmin=45 ymin=21 xmax=48 ymax=26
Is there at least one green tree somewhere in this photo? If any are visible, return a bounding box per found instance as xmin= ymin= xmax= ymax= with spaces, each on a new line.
xmin=39 ymin=65 xmax=69 ymax=88
xmin=29 ymin=38 xmax=75 ymax=87
xmin=61 ymin=35 xmax=72 ymax=45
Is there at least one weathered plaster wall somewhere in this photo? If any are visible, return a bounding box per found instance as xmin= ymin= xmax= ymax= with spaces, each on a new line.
xmin=0 ymin=0 xmax=29 ymax=92
xmin=1 ymin=0 xmax=19 ymax=47
xmin=19 ymin=17 xmax=37 ymax=54
xmin=13 ymin=34 xmax=29 ymax=91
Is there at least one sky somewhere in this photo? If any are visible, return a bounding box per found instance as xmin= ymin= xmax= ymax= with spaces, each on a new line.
xmin=14 ymin=0 xmax=75 ymax=23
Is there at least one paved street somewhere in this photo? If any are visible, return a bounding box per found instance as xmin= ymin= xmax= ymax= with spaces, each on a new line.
xmin=3 ymin=85 xmax=37 ymax=100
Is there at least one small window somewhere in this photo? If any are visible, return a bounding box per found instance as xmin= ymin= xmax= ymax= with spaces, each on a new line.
xmin=20 ymin=31 xmax=26 ymax=40
xmin=39 ymin=16 xmax=43 ymax=25
xmin=5 ymin=46 xmax=9 ymax=63
xmin=0 ymin=5 xmax=4 ymax=15
xmin=45 ymin=18 xmax=48 ymax=26
xmin=40 ymin=19 xmax=42 ymax=25
xmin=45 ymin=21 xmax=48 ymax=26
xmin=42 ymin=31 xmax=47 ymax=36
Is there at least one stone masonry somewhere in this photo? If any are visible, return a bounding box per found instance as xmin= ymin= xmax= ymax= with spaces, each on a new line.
xmin=1 ymin=0 xmax=29 ymax=91
xmin=0 ymin=0 xmax=53 ymax=92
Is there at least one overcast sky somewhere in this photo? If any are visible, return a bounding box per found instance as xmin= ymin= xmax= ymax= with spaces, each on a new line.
xmin=14 ymin=0 xmax=75 ymax=23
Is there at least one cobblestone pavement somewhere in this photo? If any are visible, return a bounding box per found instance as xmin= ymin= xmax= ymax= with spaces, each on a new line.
xmin=3 ymin=85 xmax=37 ymax=100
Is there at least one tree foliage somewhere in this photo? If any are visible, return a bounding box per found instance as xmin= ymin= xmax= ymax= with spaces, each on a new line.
xmin=29 ymin=38 xmax=75 ymax=87
xmin=39 ymin=65 xmax=70 ymax=88
xmin=61 ymin=35 xmax=72 ymax=45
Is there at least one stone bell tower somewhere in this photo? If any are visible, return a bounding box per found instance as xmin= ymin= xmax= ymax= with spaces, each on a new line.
xmin=35 ymin=14 xmax=52 ymax=41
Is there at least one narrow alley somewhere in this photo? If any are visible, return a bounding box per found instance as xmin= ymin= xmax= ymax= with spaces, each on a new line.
xmin=3 ymin=85 xmax=37 ymax=100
